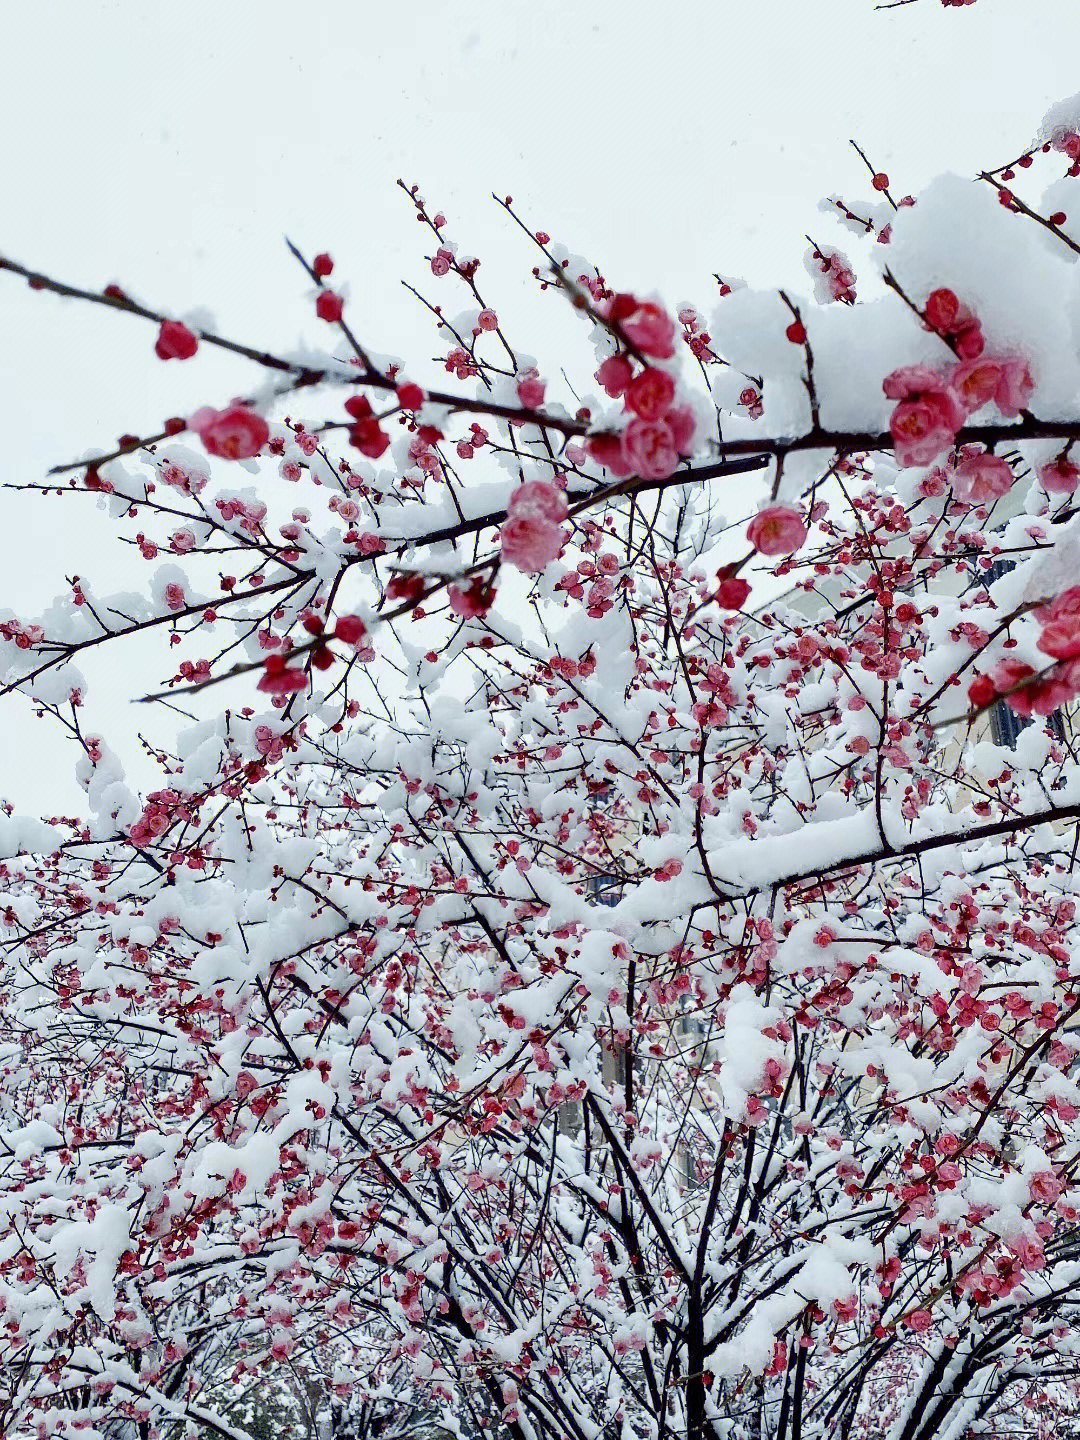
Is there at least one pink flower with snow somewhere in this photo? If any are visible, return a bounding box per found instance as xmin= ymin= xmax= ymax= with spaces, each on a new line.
xmin=746 ymin=505 xmax=807 ymax=557
xmin=882 ymin=365 xmax=965 ymax=468
xmin=448 ymin=576 xmax=496 ymax=617
xmin=516 ymin=369 xmax=546 ymax=409
xmin=923 ymin=288 xmax=984 ymax=357
xmin=1010 ymin=1233 xmax=1046 ymax=1271
xmin=508 ymin=479 xmax=569 ymax=525
xmin=596 ymin=354 xmax=633 ymax=397
xmin=499 ymin=478 xmax=569 ymax=573
xmin=587 ymin=432 xmax=633 ymax=476
xmin=950 ymin=447 xmax=1014 ymax=505
xmin=807 ymin=246 xmax=856 ymax=304
xmin=159 ymin=459 xmax=207 ymax=494
xmin=603 ymin=405 xmax=695 ymax=482
xmin=1036 ymin=587 xmax=1080 ymax=661
xmin=1052 ymin=128 xmax=1080 ymax=161
xmin=991 ymin=655 xmax=1080 ymax=718
xmin=333 ymin=615 xmax=367 ymax=647
xmin=924 ymin=287 xmax=963 ymax=332
xmin=950 ymin=354 xmax=1034 ymax=417
xmin=624 ymin=367 xmax=676 ymax=421
xmin=715 ymin=570 xmax=751 ymax=610
xmin=1029 ymin=1169 xmax=1066 ymax=1204
xmin=258 ymin=655 xmax=307 ymax=695
xmin=190 ymin=404 xmax=269 ymax=460
xmin=1038 ymin=456 xmax=1080 ymax=494
xmin=606 ymin=295 xmax=676 ymax=358
xmin=622 ymin=414 xmax=685 ymax=481
xmin=500 ymin=509 xmax=565 ymax=575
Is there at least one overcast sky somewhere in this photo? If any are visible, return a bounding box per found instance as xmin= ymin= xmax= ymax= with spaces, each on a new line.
xmin=2 ymin=0 xmax=1076 ymax=814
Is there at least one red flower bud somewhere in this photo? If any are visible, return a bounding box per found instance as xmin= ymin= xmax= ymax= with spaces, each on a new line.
xmin=316 ymin=291 xmax=344 ymax=323
xmin=333 ymin=615 xmax=367 ymax=646
xmin=155 ymin=320 xmax=199 ymax=361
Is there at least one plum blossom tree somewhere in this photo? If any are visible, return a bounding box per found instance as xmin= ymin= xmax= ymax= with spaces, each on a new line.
xmin=10 ymin=57 xmax=1080 ymax=1440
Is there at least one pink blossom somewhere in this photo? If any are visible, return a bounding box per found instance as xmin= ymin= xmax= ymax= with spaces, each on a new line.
xmin=1038 ymin=456 xmax=1080 ymax=494
xmin=607 ymin=295 xmax=676 ymax=358
xmin=882 ymin=365 xmax=965 ymax=468
xmin=924 ymin=288 xmax=964 ymax=332
xmin=190 ymin=404 xmax=270 ymax=460
xmin=445 ymin=347 xmax=478 ymax=379
xmin=159 ymin=460 xmax=208 ymax=495
xmin=587 ymin=432 xmax=633 ymax=476
xmin=992 ymin=658 xmax=1044 ymax=714
xmin=448 ymin=577 xmax=496 ymax=617
xmin=809 ymin=247 xmax=856 ymax=304
xmin=500 ymin=513 xmax=565 ymax=573
xmin=1010 ymin=1234 xmax=1046 ymax=1271
xmin=516 ymin=369 xmax=546 ymax=409
xmin=666 ymin=406 xmax=696 ymax=452
xmin=747 ymin=505 xmax=808 ymax=557
xmin=950 ymin=446 xmax=1014 ymax=505
xmin=715 ymin=572 xmax=751 ymax=609
xmin=343 ymin=394 xmax=390 ymax=459
xmin=626 ymin=407 xmax=697 ymax=480
xmin=622 ymin=416 xmax=682 ymax=480
xmin=953 ymin=325 xmax=985 ymax=360
xmin=333 ymin=615 xmax=367 ymax=647
xmin=624 ymin=367 xmax=676 ymax=421
xmin=950 ymin=354 xmax=1034 ymax=417
xmin=826 ymin=262 xmax=856 ymax=303
xmin=397 ymin=382 xmax=425 ymax=411
xmin=923 ymin=288 xmax=984 ymax=357
xmin=1036 ymin=587 xmax=1080 ymax=661
xmin=508 ymin=479 xmax=568 ymax=524
xmin=739 ymin=384 xmax=763 ymax=419
xmin=258 ymin=656 xmax=307 ymax=695
xmin=967 ymin=672 xmax=997 ymax=710
xmin=253 ymin=725 xmax=284 ymax=762
xmin=596 ymin=354 xmax=633 ymax=397
xmin=991 ymin=655 xmax=1080 ymax=718
xmin=1029 ymin=1170 xmax=1066 ymax=1204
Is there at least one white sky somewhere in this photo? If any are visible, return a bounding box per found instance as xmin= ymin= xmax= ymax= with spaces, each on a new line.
xmin=2 ymin=0 xmax=1077 ymax=814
